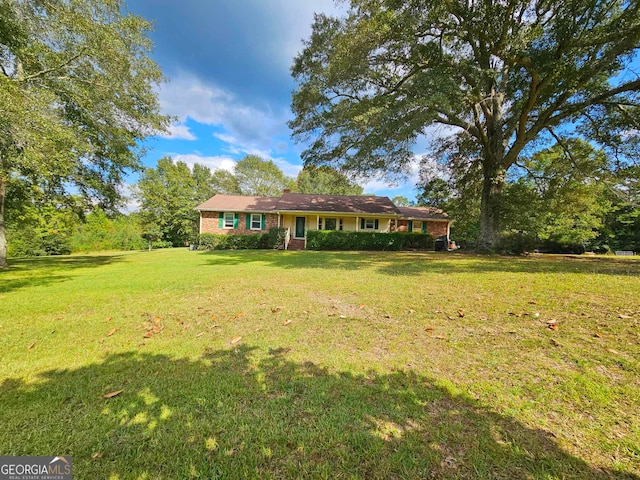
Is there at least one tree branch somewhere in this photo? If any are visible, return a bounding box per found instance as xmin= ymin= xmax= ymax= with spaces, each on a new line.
xmin=18 ymin=49 xmax=86 ymax=82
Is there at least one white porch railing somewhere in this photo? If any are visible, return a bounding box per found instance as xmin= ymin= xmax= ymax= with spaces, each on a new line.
xmin=284 ymin=227 xmax=291 ymax=250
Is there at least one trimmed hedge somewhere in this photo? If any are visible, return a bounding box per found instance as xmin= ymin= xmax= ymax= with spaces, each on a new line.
xmin=198 ymin=227 xmax=287 ymax=250
xmin=306 ymin=230 xmax=435 ymax=251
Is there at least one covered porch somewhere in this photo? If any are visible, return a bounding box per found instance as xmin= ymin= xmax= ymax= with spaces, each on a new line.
xmin=278 ymin=213 xmax=398 ymax=250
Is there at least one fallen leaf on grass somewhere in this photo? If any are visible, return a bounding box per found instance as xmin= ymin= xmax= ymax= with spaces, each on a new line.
xmin=283 ymin=319 xmax=292 ymax=326
xmin=509 ymin=312 xmax=523 ymax=318
xmin=359 ymin=304 xmax=366 ymax=309
xmin=594 ymin=332 xmax=602 ymax=338
xmin=91 ymin=452 xmax=102 ymax=460
xmin=196 ymin=332 xmax=205 ymax=338
xmin=457 ymin=309 xmax=465 ymax=318
xmin=27 ymin=342 xmax=35 ymax=350
xmin=271 ymin=307 xmax=284 ymax=314
xmin=425 ymin=327 xmax=434 ymax=332
xmin=143 ymin=332 xmax=153 ymax=339
xmin=548 ymin=324 xmax=558 ymax=331
xmin=618 ymin=314 xmax=633 ymax=319
xmin=153 ymin=316 xmax=162 ymax=324
xmin=230 ymin=336 xmax=242 ymax=345
xmin=435 ymin=335 xmax=447 ymax=340
xmin=106 ymin=328 xmax=117 ymax=337
xmin=105 ymin=316 xmax=112 ymax=322
xmin=103 ymin=389 xmax=123 ymax=399
xmin=550 ymin=339 xmax=561 ymax=347
xmin=339 ymin=315 xmax=347 ymax=319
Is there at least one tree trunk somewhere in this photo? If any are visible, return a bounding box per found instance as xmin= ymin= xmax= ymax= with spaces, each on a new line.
xmin=0 ymin=176 xmax=7 ymax=268
xmin=477 ymin=163 xmax=504 ymax=251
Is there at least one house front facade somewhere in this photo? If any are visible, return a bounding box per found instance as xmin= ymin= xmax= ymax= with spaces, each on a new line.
xmin=196 ymin=192 xmax=450 ymax=250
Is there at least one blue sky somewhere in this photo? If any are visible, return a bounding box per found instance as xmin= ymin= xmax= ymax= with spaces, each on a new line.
xmin=125 ymin=0 xmax=422 ymax=203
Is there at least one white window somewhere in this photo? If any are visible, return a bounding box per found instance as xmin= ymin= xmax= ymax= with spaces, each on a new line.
xmin=224 ymin=212 xmax=235 ymax=229
xmin=251 ymin=214 xmax=262 ymax=230
xmin=364 ymin=219 xmax=375 ymax=230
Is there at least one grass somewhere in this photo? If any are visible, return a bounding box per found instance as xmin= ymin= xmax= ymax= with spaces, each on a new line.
xmin=1 ymin=249 xmax=639 ymax=479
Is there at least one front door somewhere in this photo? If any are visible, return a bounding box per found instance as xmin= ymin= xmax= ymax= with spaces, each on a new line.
xmin=294 ymin=217 xmax=306 ymax=238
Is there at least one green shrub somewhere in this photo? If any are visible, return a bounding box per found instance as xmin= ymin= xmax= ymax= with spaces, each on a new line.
xmin=306 ymin=230 xmax=434 ymax=251
xmin=7 ymin=226 xmax=71 ymax=257
xmin=267 ymin=227 xmax=287 ymax=249
xmin=197 ymin=233 xmax=269 ymax=250
xmin=70 ymin=210 xmax=146 ymax=252
xmin=151 ymin=240 xmax=174 ymax=249
xmin=496 ymin=232 xmax=537 ymax=254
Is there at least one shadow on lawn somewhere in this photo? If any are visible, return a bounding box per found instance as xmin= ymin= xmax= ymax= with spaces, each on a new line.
xmin=202 ymin=250 xmax=640 ymax=277
xmin=1 ymin=347 xmax=636 ymax=479
xmin=0 ymin=254 xmax=124 ymax=294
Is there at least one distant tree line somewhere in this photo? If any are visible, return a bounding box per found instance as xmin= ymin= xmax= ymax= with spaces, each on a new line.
xmin=416 ymin=140 xmax=640 ymax=253
xmin=4 ymin=155 xmax=364 ymax=255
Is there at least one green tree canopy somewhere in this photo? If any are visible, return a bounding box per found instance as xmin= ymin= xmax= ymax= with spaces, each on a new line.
xmin=135 ymin=158 xmax=203 ymax=246
xmin=0 ymin=0 xmax=168 ymax=266
xmin=501 ymin=140 xmax=612 ymax=247
xmin=234 ymin=155 xmax=295 ymax=197
xmin=391 ymin=195 xmax=411 ymax=206
xmin=296 ymin=165 xmax=363 ymax=195
xmin=290 ymin=0 xmax=640 ymax=250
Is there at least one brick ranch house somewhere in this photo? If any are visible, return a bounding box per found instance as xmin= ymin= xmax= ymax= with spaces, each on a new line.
xmin=196 ymin=192 xmax=450 ymax=250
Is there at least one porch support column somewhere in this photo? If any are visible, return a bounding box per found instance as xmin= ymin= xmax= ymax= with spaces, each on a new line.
xmin=317 ymin=214 xmax=320 ymax=230
xmin=356 ymin=216 xmax=359 ymax=232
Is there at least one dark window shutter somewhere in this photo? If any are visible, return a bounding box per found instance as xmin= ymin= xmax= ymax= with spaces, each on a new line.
xmin=374 ymin=219 xmax=379 ymax=230
xmin=360 ymin=218 xmax=365 ymax=229
xmin=261 ymin=214 xmax=266 ymax=230
xmin=234 ymin=213 xmax=239 ymax=228
xmin=246 ymin=214 xmax=251 ymax=229
xmin=218 ymin=212 xmax=224 ymax=228
xmin=408 ymin=221 xmax=413 ymax=233
xmin=422 ymin=221 xmax=427 ymax=233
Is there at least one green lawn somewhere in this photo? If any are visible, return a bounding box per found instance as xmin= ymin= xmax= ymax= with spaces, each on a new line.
xmin=1 ymin=249 xmax=639 ymax=479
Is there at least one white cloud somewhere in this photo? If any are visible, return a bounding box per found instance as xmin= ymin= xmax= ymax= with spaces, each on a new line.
xmin=159 ymin=123 xmax=197 ymax=141
xmin=158 ymin=72 xmax=290 ymax=150
xmin=117 ymin=183 xmax=140 ymax=213
xmin=212 ymin=132 xmax=303 ymax=178
xmin=173 ymin=154 xmax=237 ymax=173
xmin=263 ymin=0 xmax=345 ymax=71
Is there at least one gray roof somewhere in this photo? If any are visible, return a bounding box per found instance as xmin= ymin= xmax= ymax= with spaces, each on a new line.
xmin=196 ymin=195 xmax=278 ymax=212
xmin=196 ymin=194 xmax=449 ymax=221
xmin=397 ymin=206 xmax=449 ymax=220
xmin=275 ymin=193 xmax=400 ymax=215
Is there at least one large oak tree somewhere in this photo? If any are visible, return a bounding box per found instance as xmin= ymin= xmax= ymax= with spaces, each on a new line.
xmin=0 ymin=0 xmax=168 ymax=266
xmin=290 ymin=0 xmax=640 ymax=249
